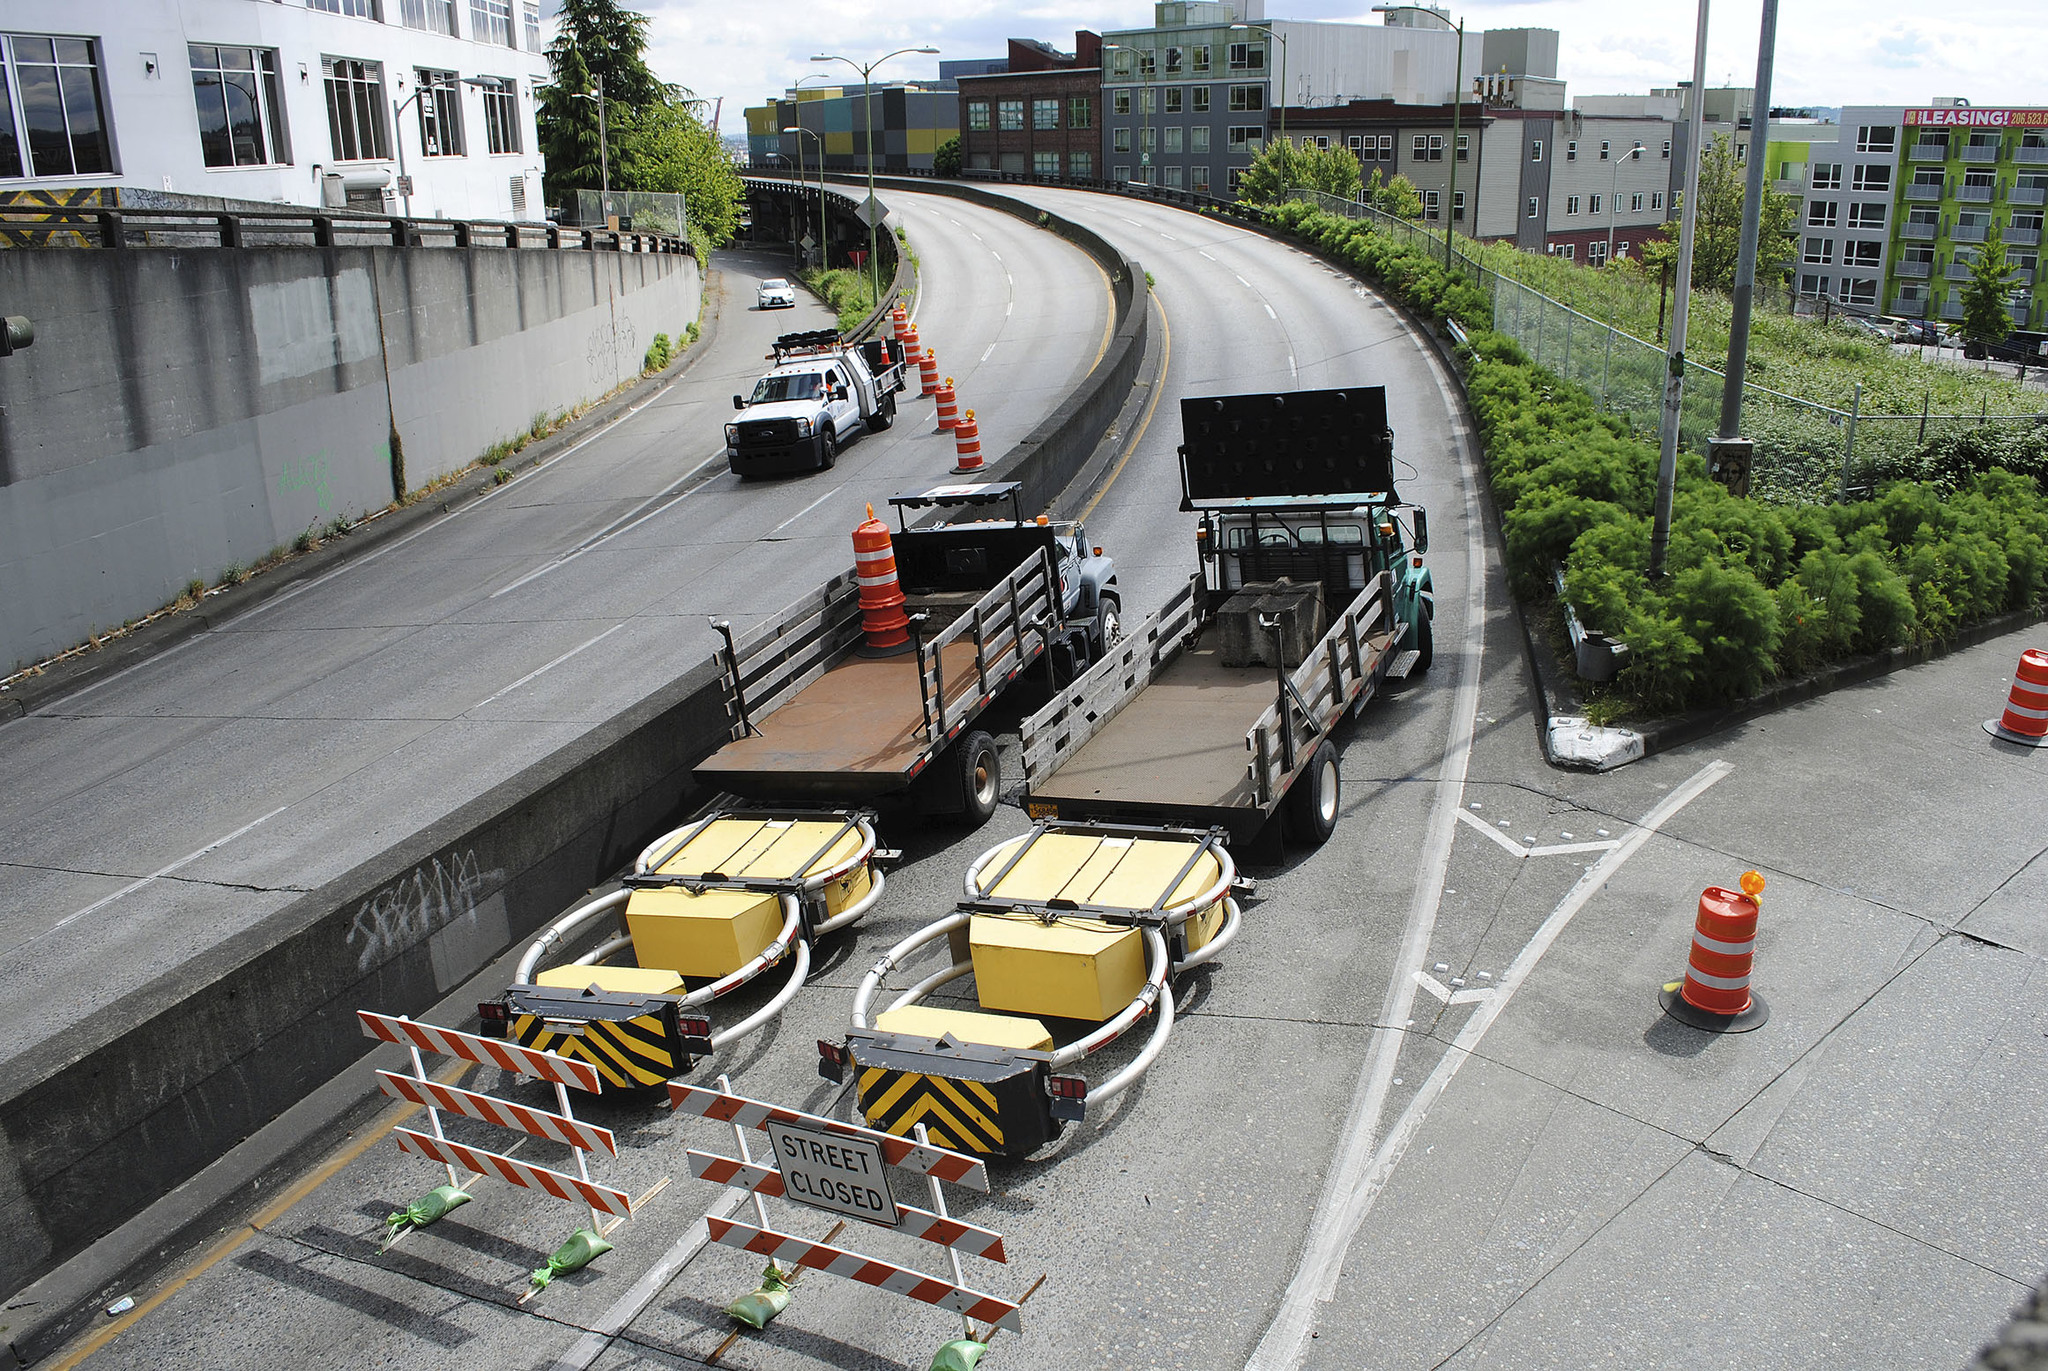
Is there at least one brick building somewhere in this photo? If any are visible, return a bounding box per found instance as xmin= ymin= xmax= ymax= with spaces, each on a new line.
xmin=959 ymin=34 xmax=1104 ymax=181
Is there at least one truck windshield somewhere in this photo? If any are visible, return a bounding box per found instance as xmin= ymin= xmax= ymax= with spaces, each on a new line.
xmin=1225 ymin=522 xmax=1364 ymax=549
xmin=750 ymin=372 xmax=823 ymax=404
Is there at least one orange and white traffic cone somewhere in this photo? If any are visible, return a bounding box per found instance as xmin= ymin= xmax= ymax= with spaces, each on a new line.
xmin=1984 ymin=647 xmax=2048 ymax=747
xmin=952 ymin=409 xmax=983 ymax=474
xmin=852 ymin=505 xmax=912 ymax=657
xmin=934 ymin=379 xmax=959 ymax=431
xmin=918 ymin=348 xmax=941 ymax=397
xmin=1660 ymin=870 xmax=1770 ymax=1032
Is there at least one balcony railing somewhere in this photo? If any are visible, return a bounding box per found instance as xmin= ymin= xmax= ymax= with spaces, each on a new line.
xmin=1901 ymin=221 xmax=1939 ymax=240
xmin=2010 ymin=185 xmax=2048 ymax=205
xmin=1961 ymin=143 xmax=2003 ymax=163
xmin=1889 ymin=295 xmax=1929 ymax=317
xmin=2005 ymin=226 xmax=2043 ymax=245
xmin=1906 ymin=182 xmax=1946 ymax=201
xmin=1958 ymin=183 xmax=1996 ymax=202
xmin=2018 ymin=145 xmax=2048 ymax=164
xmin=1953 ymin=223 xmax=1991 ymax=242
xmin=1894 ymin=258 xmax=1933 ymax=277
xmin=1940 ymin=298 xmax=1966 ymax=320
xmin=1909 ymin=141 xmax=1950 ymax=161
xmin=1946 ymin=262 xmax=1976 ymax=280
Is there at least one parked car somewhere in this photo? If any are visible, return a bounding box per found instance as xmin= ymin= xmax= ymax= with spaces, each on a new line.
xmin=757 ymin=277 xmax=797 ymax=309
xmin=1899 ymin=320 xmax=1944 ymax=346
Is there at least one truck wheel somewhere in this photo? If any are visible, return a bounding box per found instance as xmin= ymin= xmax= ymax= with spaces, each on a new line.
xmin=867 ymin=393 xmax=895 ymax=432
xmin=1096 ymin=593 xmax=1122 ymax=655
xmin=957 ymin=730 xmax=1001 ymax=826
xmin=1285 ymin=740 xmax=1341 ymax=847
xmin=819 ymin=426 xmax=838 ymax=469
xmin=1411 ymin=608 xmax=1433 ymax=674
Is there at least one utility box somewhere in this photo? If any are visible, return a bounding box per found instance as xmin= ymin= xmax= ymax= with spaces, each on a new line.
xmin=626 ymin=887 xmax=782 ymax=979
xmin=1216 ymin=579 xmax=1327 ymax=668
xmin=970 ymin=915 xmax=1146 ymax=1023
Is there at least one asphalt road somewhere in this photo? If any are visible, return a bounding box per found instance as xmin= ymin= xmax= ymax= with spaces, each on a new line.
xmin=48 ymin=189 xmax=2047 ymax=1371
xmin=0 ymin=189 xmax=1111 ymax=1064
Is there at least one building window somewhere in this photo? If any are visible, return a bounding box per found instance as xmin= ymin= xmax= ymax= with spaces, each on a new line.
xmin=1069 ymin=96 xmax=1092 ymax=130
xmin=1456 ymin=133 xmax=1468 ymax=162
xmin=1856 ymin=124 xmax=1895 ymax=153
xmin=1141 ymin=125 xmax=1155 ymax=152
xmin=1452 ymin=188 xmax=1465 ymax=221
xmin=967 ymin=100 xmax=990 ymax=131
xmin=1846 ymin=278 xmax=1878 ymax=306
xmin=1192 ymin=163 xmax=1209 ymax=192
xmin=308 ymin=0 xmax=379 ymax=15
xmin=1808 ymin=200 xmax=1838 ymax=227
xmin=1661 ymin=139 xmax=1671 ymax=159
xmin=1228 ymin=84 xmax=1264 ymax=112
xmin=1034 ymin=150 xmax=1059 ymax=176
xmin=1852 ymin=164 xmax=1890 ymax=192
xmin=1227 ymin=125 xmax=1262 ymax=153
xmin=476 ymin=75 xmax=519 ymax=154
xmin=0 ymin=34 xmax=113 ymax=178
xmin=1848 ymin=203 xmax=1886 ymax=229
xmin=1162 ymin=46 xmax=1182 ymax=75
xmin=1113 ymin=163 xmax=1128 ymax=181
xmin=1631 ymin=192 xmax=1644 ymax=212
xmin=1228 ymin=166 xmax=1248 ymax=191
xmin=1191 ymin=45 xmax=1210 ymax=74
xmin=322 ymin=57 xmax=389 ymax=162
xmin=1375 ymin=133 xmax=1392 ymax=160
xmin=1530 ymin=139 xmax=1542 ymax=162
xmin=1799 ymin=273 xmax=1825 ymax=296
xmin=1164 ymin=164 xmax=1184 ymax=188
xmin=1589 ymin=192 xmax=1602 ymax=214
xmin=1113 ymin=126 xmax=1131 ymax=153
xmin=1810 ymin=162 xmax=1840 ymax=189
xmin=1190 ymin=125 xmax=1210 ymax=154
xmin=1110 ymin=49 xmax=1133 ymax=78
xmin=522 ymin=2 xmax=541 ymax=50
xmin=1227 ymin=42 xmax=1266 ymax=72
xmin=1803 ymin=236 xmax=1833 ymax=264
xmin=1191 ymin=88 xmax=1210 ymax=114
xmin=1734 ymin=141 xmax=1746 ymax=163
xmin=1316 ymin=135 xmax=1331 ymax=151
xmin=1138 ymin=51 xmax=1155 ymax=78
xmin=1349 ymin=133 xmax=1362 ymax=153
xmin=997 ymin=99 xmax=1024 ymax=131
xmin=1588 ymin=240 xmax=1607 ymax=267
xmin=1070 ymin=150 xmax=1092 ymax=178
xmin=1845 ymin=240 xmax=1882 ymax=267
xmin=1423 ymin=189 xmax=1439 ymax=220
xmin=397 ymin=0 xmax=457 ymax=34
xmin=1114 ymin=89 xmax=1130 ymax=116
xmin=1165 ymin=125 xmax=1183 ymax=153
xmin=1565 ymin=194 xmax=1580 ymax=216
xmin=1566 ymin=139 xmax=1576 ymax=161
xmin=190 ymin=44 xmax=290 ymax=169
xmin=1526 ymin=196 xmax=1539 ymax=218
xmin=1560 ymin=243 xmax=1575 ymax=260
xmin=415 ymin=68 xmax=462 ymax=156
xmin=1600 ymin=139 xmax=1610 ymax=160
xmin=469 ymin=0 xmax=515 ymax=47
xmin=1651 ymin=191 xmax=1664 ymax=210
xmin=1164 ymin=88 xmax=1182 ymax=115
xmin=1616 ymin=240 xmax=1630 ymax=257
xmin=1032 ymin=99 xmax=1059 ymax=131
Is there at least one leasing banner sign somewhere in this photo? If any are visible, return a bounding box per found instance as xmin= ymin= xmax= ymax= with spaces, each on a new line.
xmin=1905 ymin=108 xmax=2048 ymax=128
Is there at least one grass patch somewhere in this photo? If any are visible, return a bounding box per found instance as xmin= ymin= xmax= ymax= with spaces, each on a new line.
xmin=801 ymin=267 xmax=876 ymax=333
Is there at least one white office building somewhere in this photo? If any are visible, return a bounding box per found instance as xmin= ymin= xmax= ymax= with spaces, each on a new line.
xmin=0 ymin=1 xmax=551 ymax=221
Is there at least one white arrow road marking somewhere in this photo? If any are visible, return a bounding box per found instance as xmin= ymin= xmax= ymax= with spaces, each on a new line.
xmin=1456 ymin=808 xmax=1622 ymax=858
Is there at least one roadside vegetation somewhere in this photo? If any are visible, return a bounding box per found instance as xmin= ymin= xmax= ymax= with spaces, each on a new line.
xmin=1261 ymin=198 xmax=2048 ymax=718
xmin=801 ymin=268 xmax=877 ymax=333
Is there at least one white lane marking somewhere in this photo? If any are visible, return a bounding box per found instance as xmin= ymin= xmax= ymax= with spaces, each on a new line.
xmin=1250 ymin=760 xmax=1736 ymax=1369
xmin=1119 ymin=216 xmax=1142 ymax=225
xmin=991 ymin=251 xmax=1003 ymax=264
xmin=948 ymin=217 xmax=962 ymax=225
xmin=1457 ymin=807 xmax=1533 ymax=855
xmin=1288 ymin=354 xmax=1297 ymax=379
xmin=1263 ymin=303 xmax=1277 ymax=319
xmin=1530 ymin=839 xmax=1622 ymax=856
xmin=1246 ymin=319 xmax=1487 ymax=1371
xmin=36 ymin=804 xmax=293 ymax=943
xmin=982 ymin=343 xmax=997 ymax=362
xmin=548 ymin=1190 xmax=750 ymax=1371
xmin=1005 ymin=301 xmax=1013 ymax=316
xmin=1413 ymin=970 xmax=1453 ymax=1003
xmin=1455 ymin=809 xmax=1621 ymax=859
xmin=767 ymin=485 xmax=844 ymax=537
xmin=1198 ymin=250 xmax=1217 ymax=261
xmin=490 ymin=474 xmax=717 ymax=598
xmin=1006 ymin=273 xmax=1013 ymax=288
xmin=468 ymin=623 xmax=625 ymax=712
xmin=1236 ymin=274 xmax=1252 ymax=288
xmin=1159 ymin=231 xmax=1178 ymax=241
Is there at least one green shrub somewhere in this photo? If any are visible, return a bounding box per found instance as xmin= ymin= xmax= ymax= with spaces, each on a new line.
xmin=644 ymin=332 xmax=672 ymax=372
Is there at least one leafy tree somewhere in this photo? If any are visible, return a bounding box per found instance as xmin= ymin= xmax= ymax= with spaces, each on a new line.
xmin=546 ymin=0 xmax=665 ymax=107
xmin=1959 ymin=235 xmax=2017 ymax=353
xmin=1235 ymin=138 xmax=1362 ymax=206
xmin=1680 ymin=135 xmax=1798 ymax=293
xmin=1366 ymin=168 xmax=1423 ymax=221
xmin=933 ymin=136 xmax=962 ymax=178
xmin=612 ymin=102 xmax=745 ymax=244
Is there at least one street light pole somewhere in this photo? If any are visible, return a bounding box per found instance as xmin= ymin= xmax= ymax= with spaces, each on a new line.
xmin=569 ymin=74 xmax=611 ymax=227
xmin=1368 ymin=9 xmax=1462 ymax=264
xmin=1232 ymin=24 xmax=1289 ymax=171
xmin=814 ymin=47 xmax=940 ymax=307
xmin=1717 ymin=0 xmax=1780 ymax=451
xmin=783 ymin=125 xmax=825 ymax=267
xmin=1607 ymin=142 xmax=1644 ymax=265
xmin=1650 ymin=0 xmax=1713 ymax=579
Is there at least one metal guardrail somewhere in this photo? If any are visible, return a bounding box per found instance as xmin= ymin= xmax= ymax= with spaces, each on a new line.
xmin=744 ymin=165 xmax=1273 ymax=228
xmin=1 ymin=204 xmax=691 ymax=254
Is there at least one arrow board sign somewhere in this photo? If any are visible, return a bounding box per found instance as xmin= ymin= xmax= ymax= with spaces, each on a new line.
xmin=855 ymin=194 xmax=888 ymax=228
xmin=764 ymin=1120 xmax=899 ymax=1228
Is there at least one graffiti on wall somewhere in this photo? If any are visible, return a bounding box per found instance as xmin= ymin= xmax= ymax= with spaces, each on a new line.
xmin=345 ymin=849 xmax=505 ymax=974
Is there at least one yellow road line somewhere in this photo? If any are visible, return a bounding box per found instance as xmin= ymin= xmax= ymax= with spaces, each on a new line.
xmin=1080 ymin=290 xmax=1173 ymax=523
xmin=51 ymin=1057 xmax=469 ymax=1371
xmin=1087 ymin=256 xmax=1115 ymax=374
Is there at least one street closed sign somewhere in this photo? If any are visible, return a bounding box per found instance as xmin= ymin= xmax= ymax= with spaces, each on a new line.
xmin=764 ymin=1121 xmax=898 ymax=1228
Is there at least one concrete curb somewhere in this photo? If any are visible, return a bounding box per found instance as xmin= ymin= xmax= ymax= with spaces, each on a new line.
xmin=0 ymin=273 xmax=726 ymax=723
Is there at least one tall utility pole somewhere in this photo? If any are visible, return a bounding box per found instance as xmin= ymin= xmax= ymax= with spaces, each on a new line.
xmin=570 ymin=75 xmax=610 ymax=226
xmin=1711 ymin=0 xmax=1780 ymax=498
xmin=1649 ymin=0 xmax=1712 ymax=579
xmin=1446 ymin=20 xmax=1462 ymax=269
xmin=814 ymin=47 xmax=939 ymax=304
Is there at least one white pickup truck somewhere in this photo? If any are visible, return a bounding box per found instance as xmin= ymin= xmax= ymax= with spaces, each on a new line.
xmin=726 ymin=329 xmax=908 ymax=477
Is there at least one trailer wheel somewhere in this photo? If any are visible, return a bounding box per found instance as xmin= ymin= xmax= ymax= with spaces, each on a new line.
xmin=819 ymin=426 xmax=838 ymax=469
xmin=1286 ymin=740 xmax=1341 ymax=846
xmin=868 ymin=393 xmax=896 ymax=432
xmin=957 ymin=730 xmax=1001 ymax=825
xmin=1411 ymin=608 xmax=1433 ymax=674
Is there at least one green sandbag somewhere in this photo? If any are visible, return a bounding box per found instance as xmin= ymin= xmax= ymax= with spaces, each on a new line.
xmin=726 ymin=1264 xmax=794 ymax=1329
xmin=928 ymin=1338 xmax=989 ymax=1371
xmin=385 ymin=1183 xmax=471 ymax=1236
xmin=528 ymin=1227 xmax=614 ymax=1292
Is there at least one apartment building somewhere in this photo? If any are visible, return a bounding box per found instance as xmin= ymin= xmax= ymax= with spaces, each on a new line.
xmin=958 ymin=35 xmax=1104 ymax=180
xmin=748 ymin=83 xmax=960 ymax=176
xmin=1 ymin=0 xmax=550 ymax=220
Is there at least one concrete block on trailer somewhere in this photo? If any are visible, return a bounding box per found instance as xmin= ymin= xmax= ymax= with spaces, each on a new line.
xmin=1217 ymin=579 xmax=1326 ymax=669
xmin=970 ymin=914 xmax=1145 ymax=1023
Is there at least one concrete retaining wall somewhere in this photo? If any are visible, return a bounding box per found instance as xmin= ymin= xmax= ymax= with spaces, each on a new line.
xmin=0 ymin=244 xmax=700 ymax=672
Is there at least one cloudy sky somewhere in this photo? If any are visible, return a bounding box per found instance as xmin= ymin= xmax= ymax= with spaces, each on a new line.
xmin=624 ymin=1 xmax=2047 ymax=137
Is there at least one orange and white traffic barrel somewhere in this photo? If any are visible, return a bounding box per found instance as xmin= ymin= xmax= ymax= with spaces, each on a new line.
xmin=934 ymin=379 xmax=959 ymax=431
xmin=1984 ymin=647 xmax=2048 ymax=746
xmin=1660 ymin=871 xmax=1769 ymax=1032
xmin=891 ymin=304 xmax=908 ymax=341
xmin=904 ymin=325 xmax=923 ymax=368
xmin=919 ymin=348 xmax=941 ymax=397
xmin=952 ymin=409 xmax=983 ymax=474
xmin=852 ymin=505 xmax=912 ymax=656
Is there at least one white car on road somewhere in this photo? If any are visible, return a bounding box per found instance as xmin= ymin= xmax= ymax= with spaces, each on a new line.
xmin=757 ymin=277 xmax=797 ymax=309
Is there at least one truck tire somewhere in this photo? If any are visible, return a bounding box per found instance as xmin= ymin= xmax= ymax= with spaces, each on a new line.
xmin=956 ymin=730 xmax=1001 ymax=826
xmin=819 ymin=425 xmax=838 ymax=470
xmin=1286 ymin=740 xmax=1341 ymax=847
xmin=1411 ymin=608 xmax=1433 ymax=674
xmin=1096 ymin=593 xmax=1122 ymax=655
xmin=867 ymin=392 xmax=896 ymax=432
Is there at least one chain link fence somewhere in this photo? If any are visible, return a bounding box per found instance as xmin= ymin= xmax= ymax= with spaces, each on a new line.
xmin=1283 ymin=187 xmax=2048 ymax=505
xmin=569 ymin=189 xmax=687 ymax=235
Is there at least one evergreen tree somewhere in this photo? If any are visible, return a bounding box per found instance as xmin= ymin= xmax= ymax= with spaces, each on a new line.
xmin=546 ymin=0 xmax=665 ymax=107
xmin=1959 ymin=236 xmax=2017 ymax=354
